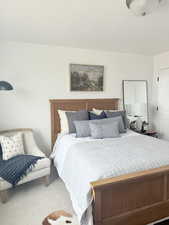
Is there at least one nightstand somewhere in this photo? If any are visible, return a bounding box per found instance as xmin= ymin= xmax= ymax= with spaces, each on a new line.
xmin=130 ymin=129 xmax=158 ymax=138
xmin=143 ymin=130 xmax=158 ymax=138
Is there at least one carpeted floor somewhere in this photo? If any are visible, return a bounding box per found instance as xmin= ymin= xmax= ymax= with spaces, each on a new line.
xmin=0 ymin=173 xmax=168 ymax=225
xmin=0 ymin=177 xmax=74 ymax=225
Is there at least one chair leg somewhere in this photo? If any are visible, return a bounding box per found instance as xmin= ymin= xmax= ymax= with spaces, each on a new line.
xmin=44 ymin=175 xmax=50 ymax=187
xmin=0 ymin=190 xmax=9 ymax=203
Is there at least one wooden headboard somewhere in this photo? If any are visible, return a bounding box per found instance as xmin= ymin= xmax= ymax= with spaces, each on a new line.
xmin=50 ymin=98 xmax=119 ymax=148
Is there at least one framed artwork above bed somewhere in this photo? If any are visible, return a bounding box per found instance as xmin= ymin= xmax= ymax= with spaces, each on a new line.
xmin=70 ymin=64 xmax=104 ymax=91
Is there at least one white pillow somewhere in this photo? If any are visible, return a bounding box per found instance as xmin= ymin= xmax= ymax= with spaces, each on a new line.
xmin=58 ymin=110 xmax=71 ymax=133
xmin=0 ymin=133 xmax=24 ymax=160
xmin=92 ymin=108 xmax=104 ymax=115
xmin=92 ymin=108 xmax=120 ymax=115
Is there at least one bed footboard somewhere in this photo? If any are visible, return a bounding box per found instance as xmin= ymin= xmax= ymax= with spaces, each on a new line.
xmin=91 ymin=166 xmax=169 ymax=225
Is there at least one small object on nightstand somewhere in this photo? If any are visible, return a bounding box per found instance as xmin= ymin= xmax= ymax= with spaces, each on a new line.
xmin=141 ymin=121 xmax=149 ymax=133
xmin=135 ymin=116 xmax=142 ymax=132
xmin=130 ymin=120 xmax=137 ymax=130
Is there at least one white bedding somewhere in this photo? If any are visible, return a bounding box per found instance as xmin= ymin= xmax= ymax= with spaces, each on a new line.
xmin=51 ymin=129 xmax=138 ymax=174
xmin=51 ymin=130 xmax=169 ymax=225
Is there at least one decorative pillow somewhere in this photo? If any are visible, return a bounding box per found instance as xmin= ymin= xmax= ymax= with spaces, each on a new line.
xmin=110 ymin=116 xmax=126 ymax=133
xmin=89 ymin=120 xmax=120 ymax=139
xmin=89 ymin=117 xmax=125 ymax=133
xmin=92 ymin=108 xmax=106 ymax=115
xmin=58 ymin=110 xmax=71 ymax=134
xmin=74 ymin=120 xmax=91 ymax=137
xmin=66 ymin=110 xmax=89 ymax=133
xmin=92 ymin=108 xmax=119 ymax=115
xmin=89 ymin=111 xmax=107 ymax=120
xmin=0 ymin=133 xmax=24 ymax=160
xmin=106 ymin=110 xmax=127 ymax=129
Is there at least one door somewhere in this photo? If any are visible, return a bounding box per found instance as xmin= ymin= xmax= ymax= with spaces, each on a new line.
xmin=158 ymin=69 xmax=169 ymax=140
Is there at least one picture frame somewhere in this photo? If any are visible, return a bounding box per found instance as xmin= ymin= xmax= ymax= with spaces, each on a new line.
xmin=70 ymin=64 xmax=104 ymax=91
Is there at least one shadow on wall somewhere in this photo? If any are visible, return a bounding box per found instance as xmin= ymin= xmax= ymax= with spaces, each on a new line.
xmin=33 ymin=130 xmax=51 ymax=156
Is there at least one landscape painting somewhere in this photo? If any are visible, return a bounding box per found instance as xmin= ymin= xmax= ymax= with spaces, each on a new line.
xmin=70 ymin=64 xmax=104 ymax=91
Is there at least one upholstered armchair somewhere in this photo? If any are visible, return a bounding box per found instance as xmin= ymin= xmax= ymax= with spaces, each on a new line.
xmin=0 ymin=128 xmax=51 ymax=203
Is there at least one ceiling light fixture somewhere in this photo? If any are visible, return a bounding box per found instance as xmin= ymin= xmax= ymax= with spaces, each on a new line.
xmin=126 ymin=0 xmax=163 ymax=16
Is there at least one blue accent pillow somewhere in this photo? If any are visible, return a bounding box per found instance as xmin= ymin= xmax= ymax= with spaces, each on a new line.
xmin=89 ymin=111 xmax=107 ymax=120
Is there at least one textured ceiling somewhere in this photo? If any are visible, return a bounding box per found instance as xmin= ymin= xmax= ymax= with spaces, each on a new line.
xmin=1 ymin=0 xmax=169 ymax=55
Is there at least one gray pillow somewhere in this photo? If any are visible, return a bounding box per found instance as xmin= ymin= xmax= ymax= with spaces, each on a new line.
xmin=66 ymin=110 xmax=89 ymax=133
xmin=106 ymin=111 xmax=127 ymax=129
xmin=89 ymin=120 xmax=120 ymax=139
xmin=89 ymin=117 xmax=125 ymax=133
xmin=74 ymin=120 xmax=90 ymax=137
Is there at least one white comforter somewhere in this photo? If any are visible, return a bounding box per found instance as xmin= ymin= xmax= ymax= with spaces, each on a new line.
xmin=51 ymin=130 xmax=169 ymax=225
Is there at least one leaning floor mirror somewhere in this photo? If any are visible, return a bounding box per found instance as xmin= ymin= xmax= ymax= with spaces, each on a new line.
xmin=122 ymin=80 xmax=149 ymax=132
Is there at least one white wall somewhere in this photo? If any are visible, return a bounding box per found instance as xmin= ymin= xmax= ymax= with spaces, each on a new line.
xmin=0 ymin=42 xmax=153 ymax=154
xmin=153 ymin=51 xmax=169 ymax=132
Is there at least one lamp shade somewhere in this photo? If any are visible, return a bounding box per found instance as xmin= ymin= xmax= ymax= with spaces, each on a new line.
xmin=0 ymin=81 xmax=13 ymax=91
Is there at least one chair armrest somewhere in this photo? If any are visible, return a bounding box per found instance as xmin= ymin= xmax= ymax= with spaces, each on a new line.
xmin=28 ymin=146 xmax=46 ymax=157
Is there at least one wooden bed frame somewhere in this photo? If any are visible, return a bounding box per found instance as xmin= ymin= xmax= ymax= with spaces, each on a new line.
xmin=50 ymin=98 xmax=169 ymax=225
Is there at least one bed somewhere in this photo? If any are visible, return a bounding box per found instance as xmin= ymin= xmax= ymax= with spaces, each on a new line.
xmin=50 ymin=98 xmax=169 ymax=225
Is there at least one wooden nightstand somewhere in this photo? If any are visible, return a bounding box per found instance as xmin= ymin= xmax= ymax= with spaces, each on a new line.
xmin=143 ymin=130 xmax=158 ymax=138
xmin=130 ymin=129 xmax=158 ymax=138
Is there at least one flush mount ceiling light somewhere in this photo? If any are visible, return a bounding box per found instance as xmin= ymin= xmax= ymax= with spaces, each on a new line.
xmin=126 ymin=0 xmax=163 ymax=16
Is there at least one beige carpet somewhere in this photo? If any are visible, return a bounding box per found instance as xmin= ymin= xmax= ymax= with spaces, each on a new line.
xmin=0 ymin=175 xmax=167 ymax=225
xmin=0 ymin=178 xmax=74 ymax=225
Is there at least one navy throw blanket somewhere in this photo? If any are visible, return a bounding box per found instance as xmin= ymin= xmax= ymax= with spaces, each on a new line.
xmin=0 ymin=154 xmax=43 ymax=186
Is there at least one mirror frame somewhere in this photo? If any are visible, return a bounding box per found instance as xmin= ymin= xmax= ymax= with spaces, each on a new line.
xmin=122 ymin=80 xmax=149 ymax=123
